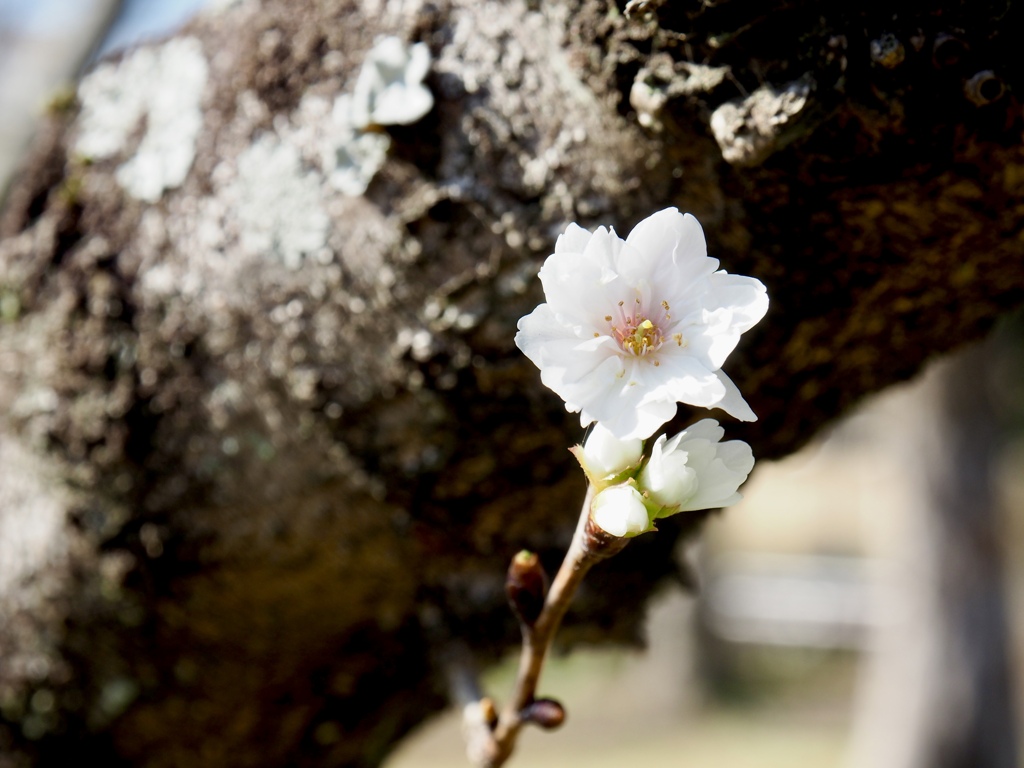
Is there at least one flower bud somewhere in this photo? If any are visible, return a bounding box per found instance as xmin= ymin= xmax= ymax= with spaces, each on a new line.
xmin=638 ymin=419 xmax=755 ymax=516
xmin=524 ymin=698 xmax=566 ymax=730
xmin=505 ymin=550 xmax=549 ymax=627
xmin=590 ymin=485 xmax=651 ymax=538
xmin=638 ymin=444 xmax=698 ymax=507
xmin=582 ymin=424 xmax=644 ymax=478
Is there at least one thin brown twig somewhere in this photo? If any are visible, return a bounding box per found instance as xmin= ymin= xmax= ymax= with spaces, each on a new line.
xmin=462 ymin=484 xmax=629 ymax=767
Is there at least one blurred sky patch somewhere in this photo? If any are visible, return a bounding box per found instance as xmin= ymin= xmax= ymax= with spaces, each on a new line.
xmin=0 ymin=0 xmax=208 ymax=53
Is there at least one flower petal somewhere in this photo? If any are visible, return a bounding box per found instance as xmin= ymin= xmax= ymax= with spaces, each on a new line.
xmin=675 ymin=273 xmax=768 ymax=369
xmin=705 ymin=272 xmax=769 ymax=332
xmin=373 ymin=85 xmax=433 ymax=125
xmin=588 ymin=378 xmax=678 ymax=439
xmin=537 ymin=244 xmax=624 ymax=328
xmin=516 ymin=305 xmax=618 ymax=394
xmin=677 ymin=418 xmax=725 ymax=444
xmin=555 ymin=222 xmax=593 ymax=254
xmin=649 ymin=352 xmax=726 ymax=409
xmin=624 ymin=399 xmax=679 ymax=441
xmin=683 ymin=490 xmax=743 ymax=512
xmin=684 ymin=310 xmax=741 ymax=370
xmin=554 ymin=352 xmax=628 ymax=420
xmin=638 ymin=435 xmax=698 ymax=507
xmin=581 ymin=226 xmax=624 ymax=272
xmin=716 ymin=439 xmax=756 ymax=476
xmin=683 ymin=451 xmax=751 ymax=511
xmin=710 ymin=369 xmax=757 ymax=422
xmin=405 ymin=42 xmax=432 ymax=83
xmin=624 ymin=209 xmax=720 ymax=298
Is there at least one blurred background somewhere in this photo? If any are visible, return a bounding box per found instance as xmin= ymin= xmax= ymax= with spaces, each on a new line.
xmin=2 ymin=2 xmax=1021 ymax=766
xmin=0 ymin=0 xmax=206 ymax=191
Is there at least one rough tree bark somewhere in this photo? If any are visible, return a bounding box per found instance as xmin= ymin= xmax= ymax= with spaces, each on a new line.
xmin=1 ymin=0 xmax=1023 ymax=766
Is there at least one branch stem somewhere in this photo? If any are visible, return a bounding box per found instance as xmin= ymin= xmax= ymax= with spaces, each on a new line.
xmin=467 ymin=484 xmax=628 ymax=767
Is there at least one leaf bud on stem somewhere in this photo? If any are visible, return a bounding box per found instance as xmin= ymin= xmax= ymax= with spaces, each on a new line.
xmin=505 ymin=550 xmax=549 ymax=627
xmin=523 ymin=698 xmax=566 ymax=730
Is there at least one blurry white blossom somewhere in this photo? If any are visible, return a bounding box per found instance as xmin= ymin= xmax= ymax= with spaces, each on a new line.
xmin=320 ymin=36 xmax=433 ymax=196
xmin=352 ymin=36 xmax=433 ymax=128
xmin=515 ymin=208 xmax=768 ymax=440
xmin=591 ymin=485 xmax=651 ymax=538
xmin=322 ymin=95 xmax=391 ymax=196
xmin=638 ymin=419 xmax=753 ymax=514
xmin=580 ymin=423 xmax=643 ymax=479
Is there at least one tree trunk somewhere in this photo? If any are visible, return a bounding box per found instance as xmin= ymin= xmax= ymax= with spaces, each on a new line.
xmin=1 ymin=0 xmax=1024 ymax=765
xmin=850 ymin=337 xmax=1019 ymax=768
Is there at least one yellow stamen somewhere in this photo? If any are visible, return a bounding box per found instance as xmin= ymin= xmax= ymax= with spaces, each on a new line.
xmin=619 ymin=317 xmax=662 ymax=356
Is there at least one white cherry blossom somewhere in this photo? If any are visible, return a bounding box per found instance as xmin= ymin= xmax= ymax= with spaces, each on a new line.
xmin=638 ymin=419 xmax=754 ymax=514
xmin=515 ymin=208 xmax=768 ymax=440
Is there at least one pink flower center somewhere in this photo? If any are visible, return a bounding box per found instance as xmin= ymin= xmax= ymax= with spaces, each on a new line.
xmin=616 ymin=316 xmax=662 ymax=355
xmin=605 ymin=298 xmax=683 ymax=358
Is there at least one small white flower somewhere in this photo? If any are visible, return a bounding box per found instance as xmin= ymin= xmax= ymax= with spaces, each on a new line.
xmin=638 ymin=419 xmax=754 ymax=514
xmin=515 ymin=208 xmax=768 ymax=440
xmin=581 ymin=423 xmax=644 ymax=479
xmin=322 ymin=95 xmax=392 ymax=196
xmin=352 ymin=36 xmax=433 ymax=128
xmin=327 ymin=130 xmax=390 ymax=195
xmin=591 ymin=485 xmax=651 ymax=538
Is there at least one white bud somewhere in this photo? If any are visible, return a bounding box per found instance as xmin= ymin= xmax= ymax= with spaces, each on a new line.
xmin=639 ymin=445 xmax=698 ymax=507
xmin=591 ymin=485 xmax=651 ymax=538
xmin=582 ymin=423 xmax=644 ymax=478
xmin=638 ymin=419 xmax=755 ymax=515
